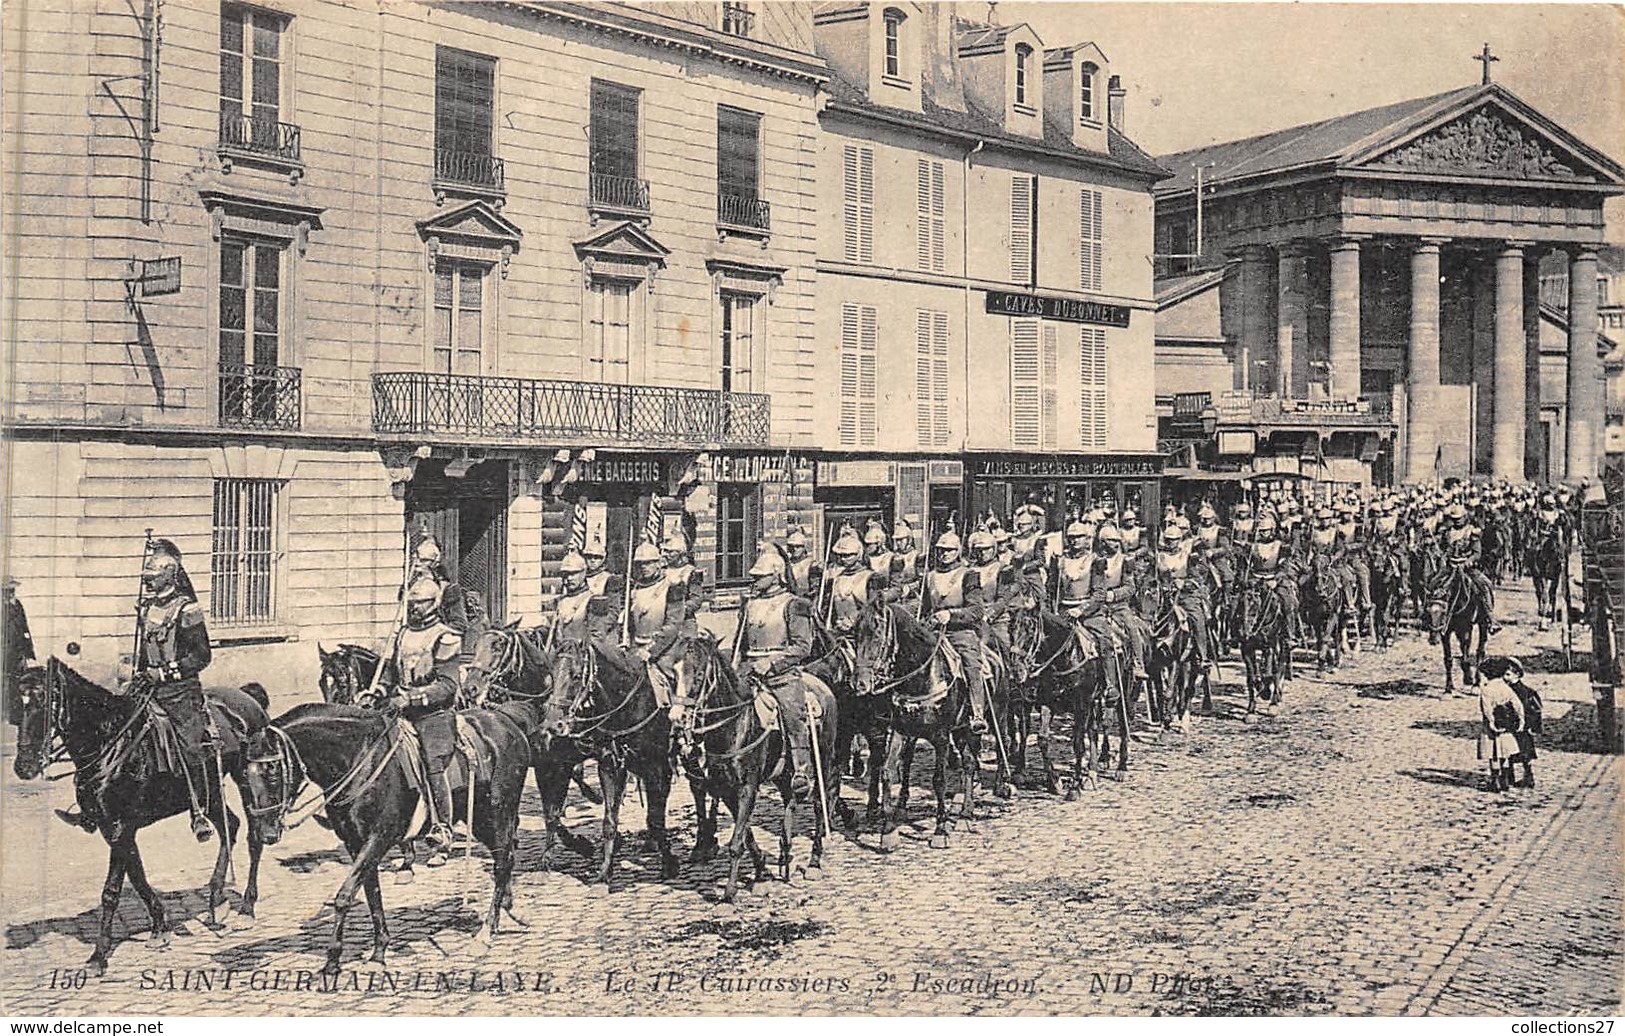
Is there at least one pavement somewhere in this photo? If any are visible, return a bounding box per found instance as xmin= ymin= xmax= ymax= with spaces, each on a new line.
xmin=1 ymin=578 xmax=1619 ymax=1017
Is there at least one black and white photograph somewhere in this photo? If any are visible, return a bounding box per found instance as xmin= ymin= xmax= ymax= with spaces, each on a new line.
xmin=1 ymin=0 xmax=1621 ymax=1019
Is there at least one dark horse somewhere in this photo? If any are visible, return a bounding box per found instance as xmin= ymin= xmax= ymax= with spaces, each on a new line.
xmin=1232 ymin=582 xmax=1287 ymax=717
xmin=12 ymin=658 xmax=270 ymax=975
xmin=1000 ymin=581 xmax=1048 ymax=779
xmin=1024 ymin=611 xmax=1115 ymax=796
xmin=1146 ymin=583 xmax=1197 ymax=737
xmin=1301 ymin=557 xmax=1347 ymax=675
xmin=317 ymin=643 xmax=380 ymax=705
xmin=1527 ymin=522 xmax=1567 ymax=632
xmin=1424 ymin=564 xmax=1492 ymax=694
xmin=243 ymin=699 xmax=535 ymax=973
xmin=851 ymin=601 xmax=981 ymax=852
xmin=1368 ymin=546 xmax=1408 ymax=652
xmin=541 ymin=637 xmax=679 ymax=885
xmin=462 ymin=625 xmax=599 ymax=874
xmin=674 ymin=633 xmax=842 ymax=902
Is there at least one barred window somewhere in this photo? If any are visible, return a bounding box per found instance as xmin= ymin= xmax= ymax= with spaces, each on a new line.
xmin=435 ymin=47 xmax=495 ymax=159
xmin=211 ymin=478 xmax=281 ymax=627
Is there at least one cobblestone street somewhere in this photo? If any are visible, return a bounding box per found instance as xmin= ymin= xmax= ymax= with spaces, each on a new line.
xmin=3 ymin=580 xmax=1619 ymax=1017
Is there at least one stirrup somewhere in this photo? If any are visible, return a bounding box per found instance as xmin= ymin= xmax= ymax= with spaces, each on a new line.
xmin=55 ymin=807 xmax=97 ymax=833
xmin=191 ymin=813 xmax=214 ymax=843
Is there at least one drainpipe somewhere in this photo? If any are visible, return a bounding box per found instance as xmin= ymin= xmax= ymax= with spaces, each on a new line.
xmin=962 ymin=138 xmax=984 ymax=464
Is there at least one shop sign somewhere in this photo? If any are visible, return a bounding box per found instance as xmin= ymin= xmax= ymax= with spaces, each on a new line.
xmin=927 ymin=460 xmax=963 ymax=482
xmin=708 ymin=453 xmax=810 ymax=483
xmin=1217 ymin=430 xmax=1257 ymax=456
xmin=816 ymin=460 xmax=896 ymax=486
xmin=985 ymin=290 xmax=1131 ymax=328
xmin=971 ymin=457 xmax=1162 ymax=479
xmin=575 ymin=456 xmax=664 ymax=484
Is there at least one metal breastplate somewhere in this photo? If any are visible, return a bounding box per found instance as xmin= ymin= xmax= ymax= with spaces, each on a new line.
xmin=140 ymin=596 xmax=187 ymax=669
xmin=1198 ymin=527 xmax=1220 ymax=549
xmin=555 ymin=589 xmax=592 ymax=640
xmin=1156 ymin=545 xmax=1190 ymax=580
xmin=1057 ymin=553 xmax=1094 ymax=604
xmin=743 ymin=593 xmax=792 ymax=657
xmin=586 ymin=570 xmax=611 ymax=597
xmin=1233 ymin=520 xmax=1255 ymax=539
xmin=1252 ymin=540 xmax=1282 ymax=572
xmin=628 ymin=580 xmax=670 ymax=646
xmin=831 ymin=568 xmax=872 ymax=630
xmin=789 ymin=558 xmax=814 ymax=595
xmin=1311 ymin=528 xmax=1336 ymax=549
xmin=1012 ymin=535 xmax=1041 ymax=564
xmin=893 ymin=549 xmax=921 ymax=583
xmin=1096 ymin=554 xmax=1126 ymax=591
xmin=867 ymin=552 xmax=893 ymax=576
xmin=1338 ymin=522 xmax=1357 ymax=543
xmin=665 ymin=564 xmax=695 ymax=590
xmin=976 ymin=561 xmax=1005 ymax=603
xmin=926 ymin=567 xmax=965 ymax=609
xmin=396 ymin=622 xmax=452 ymax=680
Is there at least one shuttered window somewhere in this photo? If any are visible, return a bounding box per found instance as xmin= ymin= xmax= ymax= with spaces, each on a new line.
xmin=211 ymin=478 xmax=280 ymax=626
xmin=587 ymin=280 xmax=633 ymax=384
xmin=1010 ymin=174 xmax=1034 ymax=285
xmin=1010 ymin=318 xmax=1040 ymax=447
xmin=435 ymin=47 xmax=495 ymax=160
xmin=840 ymin=302 xmax=877 ymax=446
xmin=915 ymin=309 xmax=950 ymax=447
xmin=842 ymin=144 xmax=874 ymax=263
xmin=1080 ymin=327 xmax=1108 ymax=448
xmin=717 ymin=106 xmax=760 ymax=201
xmin=1041 ymin=323 xmax=1059 ymax=451
xmin=590 ymin=80 xmax=640 ymax=182
xmin=916 ymin=159 xmax=945 ymax=273
xmin=1080 ymin=187 xmax=1103 ymax=291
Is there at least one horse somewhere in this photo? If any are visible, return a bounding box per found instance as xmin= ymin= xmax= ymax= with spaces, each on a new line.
xmin=241 ymin=697 xmax=535 ymax=974
xmin=851 ymin=599 xmax=981 ymax=852
xmin=1527 ymin=523 xmax=1567 ymax=632
xmin=674 ymin=633 xmax=842 ymax=902
xmin=1368 ymin=546 xmax=1408 ymax=652
xmin=1023 ymin=610 xmax=1114 ymax=796
xmin=1232 ymin=582 xmax=1287 ymax=717
xmin=462 ymin=625 xmax=599 ymax=875
xmin=1411 ymin=538 xmax=1442 ymax=625
xmin=1001 ymin=580 xmax=1047 ymax=779
xmin=1301 ymin=556 xmax=1347 ymax=675
xmin=1145 ymin=583 xmax=1197 ymax=737
xmin=317 ymin=643 xmax=380 ymax=706
xmin=805 ymin=619 xmax=891 ymax=825
xmin=1424 ymin=564 xmax=1492 ymax=694
xmin=1481 ymin=513 xmax=1510 ymax=586
xmin=11 ymin=658 xmax=270 ymax=976
xmin=540 ymin=637 xmax=678 ymax=885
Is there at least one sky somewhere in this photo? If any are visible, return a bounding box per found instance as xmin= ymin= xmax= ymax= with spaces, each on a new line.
xmin=1000 ymin=2 xmax=1625 ymax=233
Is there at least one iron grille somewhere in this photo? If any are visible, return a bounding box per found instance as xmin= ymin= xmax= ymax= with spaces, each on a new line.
xmin=219 ymin=365 xmax=302 ymax=430
xmin=218 ymin=111 xmax=301 ymax=162
xmin=721 ymin=1 xmax=755 ymax=36
xmin=718 ymin=193 xmax=770 ymax=231
xmin=211 ymin=478 xmax=279 ymax=627
xmin=590 ymin=173 xmax=650 ymax=214
xmin=435 ymin=147 xmax=505 ymax=191
xmin=1172 ymin=391 xmax=1212 ymax=419
xmin=372 ymin=371 xmax=770 ymax=446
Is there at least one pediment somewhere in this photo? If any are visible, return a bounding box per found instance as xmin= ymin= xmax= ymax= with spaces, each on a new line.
xmin=1348 ymin=95 xmax=1622 ymax=186
xmin=415 ymin=200 xmax=523 ymax=249
xmin=573 ymin=220 xmax=672 ymax=266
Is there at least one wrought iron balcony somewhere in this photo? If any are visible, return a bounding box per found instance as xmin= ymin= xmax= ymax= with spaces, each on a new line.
xmin=717 ymin=193 xmax=770 ymax=233
xmin=219 ymin=365 xmax=302 ymax=431
xmin=434 ymin=147 xmax=505 ymax=193
xmin=1220 ymin=394 xmax=1395 ymax=429
xmin=219 ymin=111 xmax=301 ymax=163
xmin=372 ymin=371 xmax=771 ymax=447
xmin=721 ymin=1 xmax=755 ymax=36
xmin=590 ymin=173 xmax=650 ymax=216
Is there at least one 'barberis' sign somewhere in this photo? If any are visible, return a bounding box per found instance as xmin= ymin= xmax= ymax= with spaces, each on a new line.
xmin=985 ymin=291 xmax=1132 ymax=328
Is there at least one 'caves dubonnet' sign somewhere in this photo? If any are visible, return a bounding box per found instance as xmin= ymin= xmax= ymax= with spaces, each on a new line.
xmin=985 ymin=291 xmax=1132 ymax=328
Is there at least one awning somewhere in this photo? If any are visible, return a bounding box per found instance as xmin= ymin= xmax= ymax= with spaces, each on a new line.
xmin=1163 ymin=468 xmax=1251 ymax=482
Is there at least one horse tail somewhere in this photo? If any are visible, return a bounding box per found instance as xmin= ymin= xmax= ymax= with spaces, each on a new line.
xmin=240 ymin=681 xmax=271 ymax=711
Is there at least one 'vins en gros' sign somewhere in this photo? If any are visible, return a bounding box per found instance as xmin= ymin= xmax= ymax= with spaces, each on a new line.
xmin=985 ymin=291 xmax=1132 ymax=328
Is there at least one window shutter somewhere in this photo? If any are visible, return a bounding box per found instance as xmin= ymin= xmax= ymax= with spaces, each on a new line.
xmin=1080 ymin=327 xmax=1108 ymax=448
xmin=931 ymin=310 xmax=950 ymax=446
xmin=917 ymin=159 xmax=945 ymax=272
xmin=1080 ymin=188 xmax=1103 ymax=291
xmin=844 ymin=145 xmax=874 ymax=263
xmin=1041 ymin=323 xmax=1058 ymax=451
xmin=1010 ymin=175 xmax=1033 ymax=284
xmin=1010 ymin=318 xmax=1040 ymax=447
xmin=915 ymin=309 xmax=933 ymax=447
xmin=858 ymin=304 xmax=877 ymax=445
xmin=840 ymin=301 xmax=859 ymax=445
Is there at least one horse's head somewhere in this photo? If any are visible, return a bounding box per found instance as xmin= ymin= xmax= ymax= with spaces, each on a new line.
xmin=541 ymin=638 xmax=596 ymax=740
xmin=12 ymin=662 xmax=56 ymax=781
xmin=465 ymin=627 xmax=524 ymax=706
xmin=241 ymin=726 xmax=304 ymax=846
xmin=1007 ymin=584 xmax=1044 ymax=683
xmin=317 ymin=644 xmax=373 ymax=706
xmin=851 ymin=598 xmax=896 ymax=695
xmin=673 ymin=631 xmax=730 ymax=724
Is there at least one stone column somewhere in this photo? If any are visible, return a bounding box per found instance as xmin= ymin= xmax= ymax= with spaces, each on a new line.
xmin=1404 ymin=239 xmax=1443 ymax=482
xmin=1328 ymin=237 xmax=1363 ymax=401
xmin=1276 ymin=244 xmax=1309 ymax=399
xmin=1565 ymin=247 xmax=1602 ymax=480
xmin=1491 ymin=244 xmax=1526 ymax=479
xmin=1230 ymin=245 xmax=1273 ymax=393
xmin=1523 ymin=252 xmax=1543 ymax=480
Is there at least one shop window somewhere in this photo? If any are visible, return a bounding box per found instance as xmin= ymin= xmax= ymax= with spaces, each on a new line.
xmin=716 ymin=483 xmax=761 ymax=585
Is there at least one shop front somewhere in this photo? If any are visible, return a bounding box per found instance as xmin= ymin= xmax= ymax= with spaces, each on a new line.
xmin=812 ymin=457 xmax=965 ymax=546
xmin=966 ymin=454 xmax=1163 ymax=532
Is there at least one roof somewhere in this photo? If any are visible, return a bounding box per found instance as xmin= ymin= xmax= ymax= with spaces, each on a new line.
xmin=822 ymin=72 xmax=1171 ymax=181
xmin=1154 ymin=267 xmax=1227 ymax=308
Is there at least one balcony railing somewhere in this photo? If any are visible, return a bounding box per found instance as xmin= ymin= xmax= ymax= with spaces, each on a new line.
xmin=590 ymin=173 xmax=650 ymax=215
xmin=1221 ymin=394 xmax=1395 ymax=428
xmin=721 ymin=1 xmax=755 ymax=36
xmin=372 ymin=371 xmax=771 ymax=446
xmin=219 ymin=365 xmax=302 ymax=431
xmin=219 ymin=111 xmax=301 ymax=163
xmin=434 ymin=147 xmax=505 ymax=192
xmin=718 ymin=193 xmax=771 ymax=233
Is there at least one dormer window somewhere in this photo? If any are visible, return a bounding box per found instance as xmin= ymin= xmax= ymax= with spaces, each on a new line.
xmin=883 ymin=9 xmax=905 ymax=79
xmin=1079 ymin=63 xmax=1098 ymax=122
xmin=1014 ymin=44 xmax=1033 ymax=107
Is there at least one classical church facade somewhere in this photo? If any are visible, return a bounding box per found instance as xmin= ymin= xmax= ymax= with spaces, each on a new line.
xmin=1152 ymin=81 xmax=1623 ymax=491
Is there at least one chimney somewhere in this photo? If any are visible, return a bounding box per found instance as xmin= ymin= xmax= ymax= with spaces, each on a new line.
xmin=923 ymin=1 xmax=967 ymax=111
xmin=1107 ymin=74 xmax=1126 ymax=131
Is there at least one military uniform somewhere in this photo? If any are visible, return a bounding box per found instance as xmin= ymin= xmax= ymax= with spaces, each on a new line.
xmin=736 ymin=581 xmax=820 ymax=793
xmin=1338 ymin=514 xmax=1374 ymax=632
xmin=1438 ymin=518 xmax=1496 ymax=617
xmin=386 ymin=616 xmax=463 ymax=837
xmin=1152 ymin=536 xmax=1214 ymax=666
xmin=787 ymin=554 xmax=823 ymax=599
xmin=921 ymin=558 xmax=987 ymax=727
xmin=627 ymin=565 xmax=691 ymax=707
xmin=138 ymin=587 xmax=214 ymax=831
xmin=889 ymin=545 xmax=924 ymax=600
xmin=1084 ymin=549 xmax=1152 ymax=682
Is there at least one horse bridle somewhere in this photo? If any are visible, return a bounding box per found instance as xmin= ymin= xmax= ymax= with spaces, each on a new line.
xmin=19 ymin=660 xmax=69 ymax=775
xmin=23 ymin=659 xmax=153 ymax=783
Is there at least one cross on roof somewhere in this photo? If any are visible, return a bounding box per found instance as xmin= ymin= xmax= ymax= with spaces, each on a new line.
xmin=1475 ymin=43 xmax=1499 ymax=85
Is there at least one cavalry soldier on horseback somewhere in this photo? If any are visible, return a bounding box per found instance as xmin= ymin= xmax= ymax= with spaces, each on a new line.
xmin=1119 ymin=507 xmax=1151 ymax=570
xmin=1153 ymin=520 xmax=1215 ymax=686
xmin=1337 ymin=500 xmax=1375 ymax=637
xmin=547 ymin=551 xmax=608 ymax=644
xmin=889 ymin=518 xmax=925 ymax=600
xmin=409 ymin=535 xmax=485 ymax=662
xmin=627 ymin=540 xmax=691 ymax=716
xmin=1010 ymin=505 xmax=1049 ymax=588
xmin=922 ymin=529 xmax=990 ymax=735
xmin=662 ymin=528 xmax=705 ymax=637
xmin=736 ymin=548 xmax=820 ymax=798
xmin=61 ymin=540 xmax=218 ymax=840
xmin=1087 ymin=523 xmax=1152 ymax=688
xmin=383 ymin=575 xmax=464 ymax=864
xmin=1436 ymin=501 xmax=1499 ymax=633
xmin=863 ymin=519 xmax=894 ymax=580
xmin=1231 ymin=501 xmax=1257 ymax=547
xmin=826 ymin=525 xmax=891 ymax=637
xmin=1052 ymin=518 xmax=1098 ymax=617
xmin=1241 ymin=511 xmax=1299 ymax=649
xmin=583 ymin=536 xmax=613 ymax=598
xmin=969 ymin=528 xmax=1020 ymax=660
xmin=783 ymin=525 xmax=822 ymax=599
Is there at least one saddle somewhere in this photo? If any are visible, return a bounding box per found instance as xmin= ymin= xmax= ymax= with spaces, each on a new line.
xmin=396 ymin=715 xmax=490 ymax=839
xmin=145 ymin=697 xmax=240 ymax=776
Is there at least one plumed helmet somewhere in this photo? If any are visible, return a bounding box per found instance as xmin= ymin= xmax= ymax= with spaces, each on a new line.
xmin=1197 ymin=501 xmax=1217 ymax=520
xmin=1096 ymin=523 xmax=1122 ymax=543
xmin=660 ymin=530 xmax=689 ymax=554
xmin=967 ymin=530 xmax=996 ymax=552
xmin=559 ymin=552 xmax=588 ymax=576
xmin=406 ymin=575 xmax=443 ymax=608
xmin=1065 ymin=520 xmax=1093 ymax=540
xmin=832 ymin=527 xmax=863 ymax=557
xmin=1316 ymin=507 xmax=1335 ymax=522
xmin=633 ymin=542 xmax=662 ymax=564
xmin=785 ymin=526 xmax=809 ymax=548
xmin=1446 ymin=502 xmax=1468 ymax=520
xmin=993 ymin=527 xmax=1013 ymax=545
xmin=863 ymin=521 xmax=888 ymax=546
xmin=892 ymin=519 xmax=914 ymax=541
xmin=1120 ymin=508 xmax=1139 ymax=527
xmin=748 ymin=549 xmax=786 ymax=579
xmin=1233 ymin=502 xmax=1254 ymax=519
xmin=1256 ymin=512 xmax=1278 ymax=532
xmin=1159 ymin=522 xmax=1183 ymax=546
xmin=935 ymin=531 xmax=962 ymax=552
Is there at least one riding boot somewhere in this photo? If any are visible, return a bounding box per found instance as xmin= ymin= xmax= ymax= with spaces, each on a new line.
xmin=54 ymin=806 xmax=99 ymax=832
xmin=425 ymin=767 xmax=456 ymax=865
xmin=770 ymin=679 xmax=813 ymax=799
xmin=1517 ymin=762 xmax=1535 ymax=788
